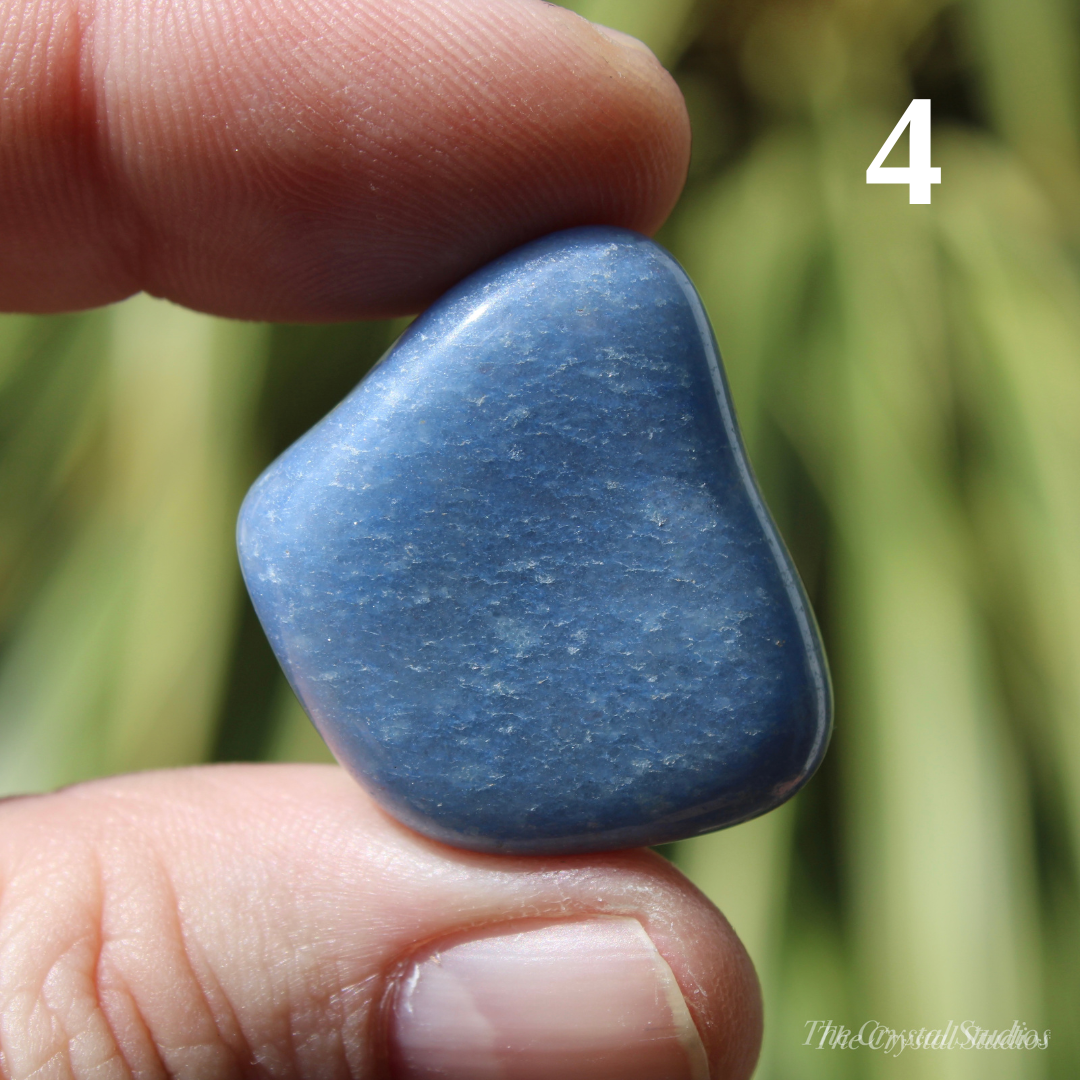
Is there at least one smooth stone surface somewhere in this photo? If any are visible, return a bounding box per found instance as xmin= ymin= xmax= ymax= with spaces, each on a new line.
xmin=238 ymin=226 xmax=831 ymax=854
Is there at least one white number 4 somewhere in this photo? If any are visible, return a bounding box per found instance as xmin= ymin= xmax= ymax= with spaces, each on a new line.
xmin=866 ymin=99 xmax=941 ymax=204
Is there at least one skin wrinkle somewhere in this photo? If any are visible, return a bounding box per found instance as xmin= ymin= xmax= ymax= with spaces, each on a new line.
xmin=0 ymin=841 xmax=118 ymax=1080
xmin=144 ymin=865 xmax=253 ymax=1077
xmin=95 ymin=955 xmax=168 ymax=1080
xmin=104 ymin=0 xmax=225 ymax=296
xmin=64 ymin=851 xmax=130 ymax=1080
xmin=266 ymin=926 xmax=351 ymax=1074
xmin=164 ymin=930 xmax=252 ymax=1077
xmin=74 ymin=0 xmax=145 ymax=299
xmin=67 ymin=800 xmax=248 ymax=1079
xmin=0 ymin=0 xmax=133 ymax=302
xmin=150 ymin=786 xmax=383 ymax=1079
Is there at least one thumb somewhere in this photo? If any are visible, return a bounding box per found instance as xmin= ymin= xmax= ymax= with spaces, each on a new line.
xmin=0 ymin=764 xmax=761 ymax=1079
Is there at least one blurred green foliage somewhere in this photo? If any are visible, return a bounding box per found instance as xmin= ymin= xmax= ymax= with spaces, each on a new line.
xmin=2 ymin=1 xmax=1079 ymax=1077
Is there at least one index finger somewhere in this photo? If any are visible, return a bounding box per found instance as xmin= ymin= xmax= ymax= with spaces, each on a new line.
xmin=0 ymin=0 xmax=689 ymax=319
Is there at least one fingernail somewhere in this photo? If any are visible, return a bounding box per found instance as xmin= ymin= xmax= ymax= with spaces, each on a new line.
xmin=389 ymin=916 xmax=709 ymax=1080
xmin=589 ymin=22 xmax=660 ymax=63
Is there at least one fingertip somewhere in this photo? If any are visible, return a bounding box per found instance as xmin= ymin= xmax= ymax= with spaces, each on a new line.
xmin=0 ymin=0 xmax=691 ymax=319
xmin=205 ymin=0 xmax=692 ymax=320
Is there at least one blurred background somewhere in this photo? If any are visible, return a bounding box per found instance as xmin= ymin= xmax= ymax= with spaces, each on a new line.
xmin=1 ymin=0 xmax=1078 ymax=1076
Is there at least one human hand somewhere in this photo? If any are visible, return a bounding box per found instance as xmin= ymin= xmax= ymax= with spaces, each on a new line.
xmin=0 ymin=2 xmax=761 ymax=1077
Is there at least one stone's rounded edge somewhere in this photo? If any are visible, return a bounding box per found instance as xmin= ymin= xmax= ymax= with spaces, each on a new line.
xmin=364 ymin=789 xmax=770 ymax=856
xmin=234 ymin=435 xmax=345 ymax=750
xmin=644 ymin=238 xmax=835 ymax=808
xmin=779 ymin=595 xmax=834 ymax=804
xmin=235 ymin=467 xmax=275 ymax=630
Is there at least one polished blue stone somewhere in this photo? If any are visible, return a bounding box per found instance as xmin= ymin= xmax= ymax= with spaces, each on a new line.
xmin=238 ymin=227 xmax=831 ymax=854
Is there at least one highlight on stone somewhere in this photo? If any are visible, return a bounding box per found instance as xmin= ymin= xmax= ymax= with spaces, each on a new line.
xmin=237 ymin=227 xmax=832 ymax=854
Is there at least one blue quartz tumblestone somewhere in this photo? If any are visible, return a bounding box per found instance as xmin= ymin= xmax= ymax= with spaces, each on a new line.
xmin=238 ymin=226 xmax=831 ymax=854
